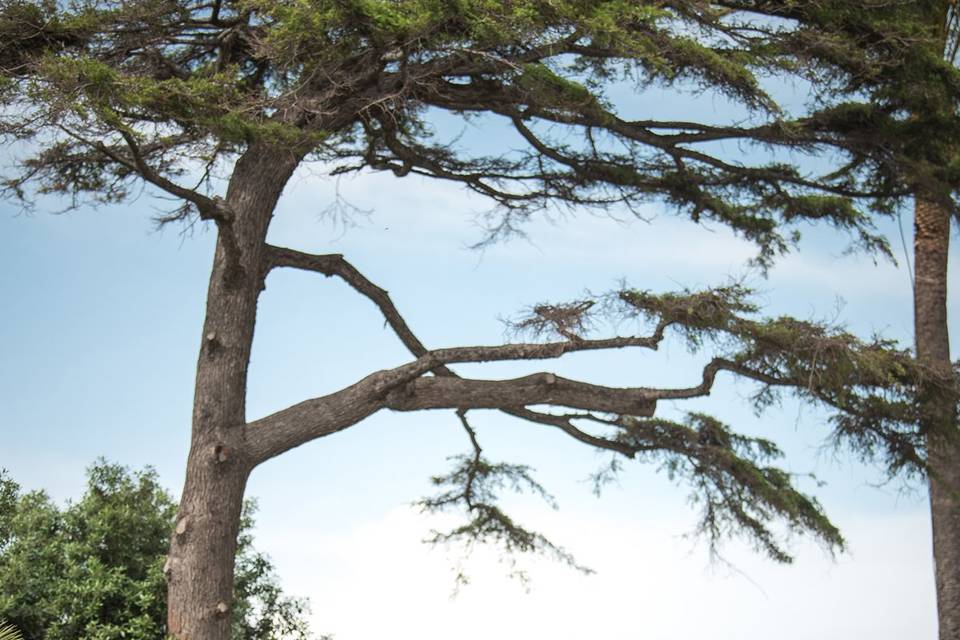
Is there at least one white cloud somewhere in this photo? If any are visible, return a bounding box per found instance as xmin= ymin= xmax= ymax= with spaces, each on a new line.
xmin=268 ymin=166 xmax=931 ymax=318
xmin=270 ymin=167 xmax=759 ymax=274
xmin=259 ymin=504 xmax=935 ymax=640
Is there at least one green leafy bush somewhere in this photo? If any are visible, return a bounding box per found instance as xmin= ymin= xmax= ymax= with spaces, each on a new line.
xmin=0 ymin=462 xmax=311 ymax=640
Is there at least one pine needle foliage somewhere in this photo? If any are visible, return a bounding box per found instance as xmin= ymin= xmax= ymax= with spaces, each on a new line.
xmin=2 ymin=1 xmax=958 ymax=265
xmin=613 ymin=284 xmax=949 ymax=478
xmin=471 ymin=282 xmax=959 ymax=564
xmin=0 ymin=621 xmax=23 ymax=640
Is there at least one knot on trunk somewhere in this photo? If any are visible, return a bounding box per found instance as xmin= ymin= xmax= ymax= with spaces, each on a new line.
xmin=212 ymin=443 xmax=230 ymax=463
xmin=204 ymin=331 xmax=220 ymax=353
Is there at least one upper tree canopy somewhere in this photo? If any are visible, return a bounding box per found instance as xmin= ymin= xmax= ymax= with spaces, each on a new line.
xmin=2 ymin=0 xmax=958 ymax=266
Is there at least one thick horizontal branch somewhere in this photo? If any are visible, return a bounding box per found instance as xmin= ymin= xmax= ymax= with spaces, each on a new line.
xmin=242 ymin=357 xmax=443 ymax=463
xmin=242 ymin=364 xmax=658 ymax=465
xmin=241 ymin=342 xmax=795 ymax=462
xmin=384 ymin=373 xmax=658 ymax=416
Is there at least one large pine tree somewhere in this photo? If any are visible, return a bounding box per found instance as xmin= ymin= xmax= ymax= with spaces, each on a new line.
xmin=1 ymin=2 xmax=957 ymax=638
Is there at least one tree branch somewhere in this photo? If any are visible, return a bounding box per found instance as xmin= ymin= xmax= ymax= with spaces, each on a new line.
xmin=264 ymin=243 xmax=665 ymax=364
xmin=263 ymin=244 xmax=670 ymax=460
xmin=57 ymin=125 xmax=233 ymax=223
xmin=651 ymin=357 xmax=792 ymax=400
xmin=264 ymin=244 xmax=454 ymax=375
xmin=246 ymin=260 xmax=841 ymax=470
xmin=242 ymin=355 xmax=446 ymax=463
xmin=501 ymin=407 xmax=639 ymax=457
xmin=115 ymin=129 xmax=234 ymax=222
xmin=242 ymin=363 xmax=658 ymax=465
xmin=383 ymin=373 xmax=658 ymax=415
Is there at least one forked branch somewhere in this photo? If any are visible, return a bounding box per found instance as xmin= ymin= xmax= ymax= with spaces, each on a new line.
xmin=247 ymin=250 xmax=946 ymax=567
xmin=264 ymin=244 xmax=452 ymax=375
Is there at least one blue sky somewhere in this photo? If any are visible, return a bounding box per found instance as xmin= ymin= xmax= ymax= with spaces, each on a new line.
xmin=2 ymin=166 xmax=955 ymax=638
xmin=2 ymin=80 xmax=958 ymax=637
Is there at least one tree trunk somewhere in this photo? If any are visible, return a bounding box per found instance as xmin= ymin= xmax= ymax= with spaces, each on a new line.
xmin=914 ymin=194 xmax=959 ymax=640
xmin=166 ymin=144 xmax=302 ymax=640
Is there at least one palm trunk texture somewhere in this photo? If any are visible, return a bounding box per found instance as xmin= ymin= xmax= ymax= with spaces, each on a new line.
xmin=914 ymin=195 xmax=959 ymax=639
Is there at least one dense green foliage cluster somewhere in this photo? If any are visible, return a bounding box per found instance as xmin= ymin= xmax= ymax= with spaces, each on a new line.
xmin=482 ymin=281 xmax=953 ymax=563
xmin=0 ymin=462 xmax=311 ymax=640
xmin=616 ymin=284 xmax=949 ymax=475
xmin=2 ymin=1 xmax=958 ymax=264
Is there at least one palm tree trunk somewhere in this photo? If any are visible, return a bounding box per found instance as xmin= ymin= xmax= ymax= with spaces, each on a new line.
xmin=914 ymin=194 xmax=959 ymax=639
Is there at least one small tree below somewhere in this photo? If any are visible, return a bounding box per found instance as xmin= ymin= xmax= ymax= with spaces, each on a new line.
xmin=0 ymin=461 xmax=312 ymax=640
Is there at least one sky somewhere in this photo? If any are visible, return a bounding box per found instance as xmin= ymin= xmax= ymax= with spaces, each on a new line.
xmin=2 ymin=81 xmax=959 ymax=639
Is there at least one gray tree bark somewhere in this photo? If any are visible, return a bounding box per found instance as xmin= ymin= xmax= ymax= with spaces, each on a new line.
xmin=166 ymin=144 xmax=301 ymax=640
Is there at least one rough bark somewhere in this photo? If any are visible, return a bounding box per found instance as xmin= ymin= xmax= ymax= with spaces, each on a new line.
xmin=915 ymin=195 xmax=960 ymax=640
xmin=166 ymin=144 xmax=302 ymax=640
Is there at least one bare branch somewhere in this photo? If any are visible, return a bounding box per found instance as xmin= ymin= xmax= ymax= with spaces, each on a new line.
xmin=502 ymin=407 xmax=638 ymax=457
xmin=264 ymin=244 xmax=453 ymax=375
xmin=264 ymin=243 xmax=667 ymax=370
xmin=651 ymin=357 xmax=792 ymax=400
xmin=263 ymin=244 xmax=676 ymax=475
xmin=455 ymin=409 xmax=483 ymax=509
xmin=243 ymin=361 xmax=659 ymax=464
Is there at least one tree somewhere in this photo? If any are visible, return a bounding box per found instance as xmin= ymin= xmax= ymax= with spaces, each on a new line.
xmin=0 ymin=461 xmax=311 ymax=640
xmin=708 ymin=3 xmax=960 ymax=635
xmin=912 ymin=6 xmax=960 ymax=636
xmin=0 ymin=2 xmax=954 ymax=639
